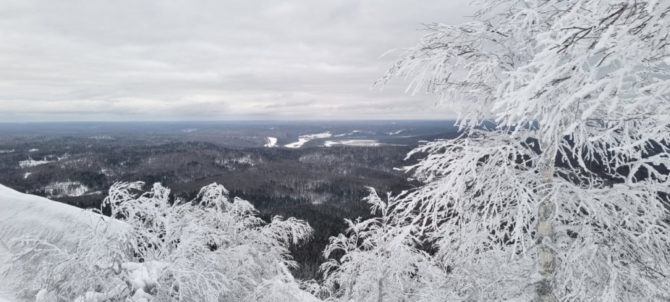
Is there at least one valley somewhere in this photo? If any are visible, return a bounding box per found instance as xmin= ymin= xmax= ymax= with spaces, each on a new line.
xmin=0 ymin=120 xmax=458 ymax=279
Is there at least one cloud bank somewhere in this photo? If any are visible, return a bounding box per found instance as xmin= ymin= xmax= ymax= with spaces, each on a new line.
xmin=0 ymin=0 xmax=472 ymax=121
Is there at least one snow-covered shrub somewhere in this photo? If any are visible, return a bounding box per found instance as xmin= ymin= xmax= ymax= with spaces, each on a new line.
xmin=318 ymin=188 xmax=448 ymax=302
xmin=6 ymin=182 xmax=315 ymax=302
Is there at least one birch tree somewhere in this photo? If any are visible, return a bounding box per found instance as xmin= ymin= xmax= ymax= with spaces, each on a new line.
xmin=374 ymin=0 xmax=670 ymax=300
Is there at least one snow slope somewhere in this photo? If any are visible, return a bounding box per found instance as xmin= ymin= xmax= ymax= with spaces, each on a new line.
xmin=0 ymin=185 xmax=112 ymax=302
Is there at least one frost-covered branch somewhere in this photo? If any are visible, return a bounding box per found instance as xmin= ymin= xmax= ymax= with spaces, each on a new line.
xmin=367 ymin=0 xmax=670 ymax=300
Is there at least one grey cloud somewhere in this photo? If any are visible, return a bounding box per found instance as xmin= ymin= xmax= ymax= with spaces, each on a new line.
xmin=0 ymin=0 xmax=473 ymax=121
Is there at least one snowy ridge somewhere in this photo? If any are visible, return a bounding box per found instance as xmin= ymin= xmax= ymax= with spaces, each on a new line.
xmin=0 ymin=185 xmax=119 ymax=302
xmin=0 ymin=184 xmax=102 ymax=250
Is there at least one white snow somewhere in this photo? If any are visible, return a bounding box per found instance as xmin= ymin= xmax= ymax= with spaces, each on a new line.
xmin=285 ymin=138 xmax=310 ymax=149
xmin=23 ymin=172 xmax=31 ymax=179
xmin=0 ymin=184 xmax=118 ymax=301
xmin=285 ymin=132 xmax=332 ymax=148
xmin=324 ymin=140 xmax=382 ymax=147
xmin=387 ymin=129 xmax=405 ymax=135
xmin=28 ymin=149 xmax=39 ymax=153
xmin=44 ymin=181 xmax=89 ymax=198
xmin=0 ymin=290 xmax=14 ymax=302
xmin=264 ymin=137 xmax=278 ymax=148
xmin=123 ymin=261 xmax=167 ymax=295
xmin=0 ymin=293 xmax=13 ymax=302
xmin=18 ymin=158 xmax=53 ymax=168
xmin=216 ymin=155 xmax=257 ymax=167
xmin=0 ymin=149 xmax=14 ymax=154
xmin=181 ymin=128 xmax=197 ymax=133
xmin=334 ymin=130 xmax=377 ymax=137
xmin=90 ymin=135 xmax=113 ymax=140
xmin=334 ymin=130 xmax=361 ymax=137
xmin=19 ymin=154 xmax=69 ymax=169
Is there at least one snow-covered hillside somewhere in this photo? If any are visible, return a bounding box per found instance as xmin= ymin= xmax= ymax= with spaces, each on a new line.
xmin=0 ymin=184 xmax=320 ymax=302
xmin=0 ymin=185 xmax=109 ymax=302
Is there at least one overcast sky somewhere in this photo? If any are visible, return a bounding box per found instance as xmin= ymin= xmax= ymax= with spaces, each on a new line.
xmin=0 ymin=0 xmax=473 ymax=122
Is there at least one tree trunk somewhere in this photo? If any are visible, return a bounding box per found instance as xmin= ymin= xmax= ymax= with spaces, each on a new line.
xmin=377 ymin=276 xmax=384 ymax=302
xmin=536 ymin=148 xmax=556 ymax=302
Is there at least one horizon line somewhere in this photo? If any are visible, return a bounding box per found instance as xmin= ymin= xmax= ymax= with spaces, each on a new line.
xmin=0 ymin=118 xmax=457 ymax=124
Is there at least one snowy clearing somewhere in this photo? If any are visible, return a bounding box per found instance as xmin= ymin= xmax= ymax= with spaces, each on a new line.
xmin=18 ymin=158 xmax=53 ymax=168
xmin=265 ymin=136 xmax=278 ymax=147
xmin=215 ymin=155 xmax=258 ymax=167
xmin=44 ymin=181 xmax=89 ymax=198
xmin=0 ymin=150 xmax=14 ymax=154
xmin=90 ymin=135 xmax=113 ymax=140
xmin=333 ymin=130 xmax=367 ymax=137
xmin=324 ymin=140 xmax=382 ymax=147
xmin=387 ymin=129 xmax=405 ymax=135
xmin=285 ymin=132 xmax=332 ymax=148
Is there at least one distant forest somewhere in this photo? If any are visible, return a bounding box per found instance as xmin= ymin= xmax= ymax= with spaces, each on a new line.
xmin=0 ymin=121 xmax=459 ymax=279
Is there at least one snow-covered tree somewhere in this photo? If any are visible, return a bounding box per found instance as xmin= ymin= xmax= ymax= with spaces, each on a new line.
xmin=318 ymin=188 xmax=448 ymax=302
xmin=5 ymin=182 xmax=317 ymax=302
xmin=372 ymin=0 xmax=670 ymax=300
